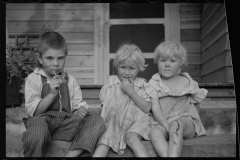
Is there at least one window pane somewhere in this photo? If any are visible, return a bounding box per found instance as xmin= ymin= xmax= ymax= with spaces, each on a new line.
xmin=110 ymin=24 xmax=165 ymax=53
xmin=110 ymin=3 xmax=164 ymax=19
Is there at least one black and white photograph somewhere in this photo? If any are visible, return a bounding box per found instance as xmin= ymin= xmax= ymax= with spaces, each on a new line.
xmin=4 ymin=1 xmax=237 ymax=158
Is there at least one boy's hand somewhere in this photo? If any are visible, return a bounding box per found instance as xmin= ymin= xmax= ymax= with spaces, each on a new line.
xmin=50 ymin=75 xmax=61 ymax=95
xmin=121 ymin=78 xmax=134 ymax=96
xmin=78 ymin=106 xmax=88 ymax=118
xmin=77 ymin=102 xmax=89 ymax=118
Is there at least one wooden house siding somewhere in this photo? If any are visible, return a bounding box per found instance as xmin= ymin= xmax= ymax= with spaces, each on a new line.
xmin=180 ymin=3 xmax=201 ymax=82
xmin=200 ymin=3 xmax=232 ymax=83
xmin=6 ymin=3 xmax=95 ymax=85
xmin=6 ymin=3 xmax=231 ymax=85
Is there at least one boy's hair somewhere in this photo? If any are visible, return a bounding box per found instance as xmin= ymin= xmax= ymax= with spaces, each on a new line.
xmin=37 ymin=31 xmax=68 ymax=56
xmin=153 ymin=41 xmax=188 ymax=65
xmin=36 ymin=31 xmax=68 ymax=67
xmin=113 ymin=43 xmax=148 ymax=72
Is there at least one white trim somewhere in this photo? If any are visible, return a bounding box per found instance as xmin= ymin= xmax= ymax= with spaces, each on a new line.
xmin=109 ymin=18 xmax=166 ymax=25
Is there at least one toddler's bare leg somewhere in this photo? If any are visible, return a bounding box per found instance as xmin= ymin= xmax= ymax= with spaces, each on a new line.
xmin=65 ymin=149 xmax=84 ymax=157
xmin=92 ymin=144 xmax=110 ymax=157
xmin=126 ymin=132 xmax=148 ymax=157
xmin=149 ymin=125 xmax=168 ymax=157
xmin=167 ymin=117 xmax=195 ymax=157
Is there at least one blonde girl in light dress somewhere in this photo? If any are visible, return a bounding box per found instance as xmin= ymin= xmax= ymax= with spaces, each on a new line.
xmin=149 ymin=41 xmax=208 ymax=157
xmin=92 ymin=43 xmax=156 ymax=157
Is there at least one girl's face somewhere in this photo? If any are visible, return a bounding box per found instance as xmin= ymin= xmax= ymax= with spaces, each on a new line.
xmin=157 ymin=55 xmax=182 ymax=79
xmin=37 ymin=49 xmax=66 ymax=78
xmin=118 ymin=59 xmax=139 ymax=82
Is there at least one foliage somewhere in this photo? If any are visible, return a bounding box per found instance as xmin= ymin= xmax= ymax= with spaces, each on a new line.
xmin=6 ymin=45 xmax=35 ymax=94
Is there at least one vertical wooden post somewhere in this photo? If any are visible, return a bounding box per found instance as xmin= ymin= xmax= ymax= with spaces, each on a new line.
xmin=165 ymin=3 xmax=171 ymax=41
xmin=103 ymin=3 xmax=110 ymax=84
xmin=94 ymin=4 xmax=104 ymax=85
xmin=6 ymin=17 xmax=9 ymax=45
xmin=170 ymin=3 xmax=180 ymax=42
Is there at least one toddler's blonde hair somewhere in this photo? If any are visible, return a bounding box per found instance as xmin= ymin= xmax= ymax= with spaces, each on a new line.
xmin=154 ymin=41 xmax=188 ymax=65
xmin=114 ymin=43 xmax=148 ymax=72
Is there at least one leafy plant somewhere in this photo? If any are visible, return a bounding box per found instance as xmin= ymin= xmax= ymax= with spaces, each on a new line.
xmin=6 ymin=44 xmax=35 ymax=94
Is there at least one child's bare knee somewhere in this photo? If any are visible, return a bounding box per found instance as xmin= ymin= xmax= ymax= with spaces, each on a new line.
xmin=169 ymin=120 xmax=183 ymax=136
xmin=149 ymin=126 xmax=166 ymax=139
xmin=126 ymin=132 xmax=139 ymax=145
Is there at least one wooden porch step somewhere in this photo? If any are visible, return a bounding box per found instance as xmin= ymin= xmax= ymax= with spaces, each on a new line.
xmin=6 ymin=83 xmax=236 ymax=157
xmin=41 ymin=134 xmax=237 ymax=157
xmin=81 ymin=83 xmax=236 ymax=104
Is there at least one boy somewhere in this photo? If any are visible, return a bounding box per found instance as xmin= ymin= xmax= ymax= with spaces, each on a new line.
xmin=22 ymin=31 xmax=106 ymax=157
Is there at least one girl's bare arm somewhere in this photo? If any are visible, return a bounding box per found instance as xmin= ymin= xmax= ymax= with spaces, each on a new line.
xmin=128 ymin=91 xmax=152 ymax=113
xmin=151 ymin=98 xmax=169 ymax=132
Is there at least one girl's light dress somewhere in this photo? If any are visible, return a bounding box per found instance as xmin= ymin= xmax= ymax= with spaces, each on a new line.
xmin=149 ymin=72 xmax=207 ymax=137
xmin=98 ymin=75 xmax=155 ymax=155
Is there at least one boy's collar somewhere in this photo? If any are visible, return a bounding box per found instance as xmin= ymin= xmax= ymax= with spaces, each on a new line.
xmin=33 ymin=68 xmax=48 ymax=77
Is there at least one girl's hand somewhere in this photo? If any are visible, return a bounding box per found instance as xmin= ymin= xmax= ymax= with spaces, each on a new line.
xmin=164 ymin=122 xmax=170 ymax=134
xmin=121 ymin=78 xmax=134 ymax=96
xmin=50 ymin=75 xmax=61 ymax=95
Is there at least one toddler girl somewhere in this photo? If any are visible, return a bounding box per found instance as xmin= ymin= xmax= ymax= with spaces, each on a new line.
xmin=149 ymin=41 xmax=207 ymax=157
xmin=92 ymin=43 xmax=155 ymax=157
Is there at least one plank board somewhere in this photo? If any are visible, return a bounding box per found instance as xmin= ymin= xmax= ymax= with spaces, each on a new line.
xmin=65 ymin=66 xmax=94 ymax=79
xmin=201 ymin=51 xmax=232 ymax=76
xmin=201 ymin=6 xmax=226 ymax=40
xmin=180 ymin=20 xmax=200 ymax=29
xmin=182 ymin=65 xmax=201 ymax=77
xmin=202 ymin=3 xmax=210 ymax=13
xmin=181 ymin=42 xmax=200 ymax=53
xmin=181 ymin=29 xmax=200 ymax=41
xmin=187 ymin=54 xmax=200 ymax=65
xmin=201 ymin=18 xmax=227 ymax=51
xmin=201 ymin=34 xmax=229 ymax=64
xmin=67 ymin=43 xmax=94 ymax=52
xmin=180 ymin=4 xmax=201 ymax=16
xmin=76 ymin=78 xmax=94 ymax=86
xmin=200 ymin=100 xmax=236 ymax=109
xmin=7 ymin=10 xmax=94 ymax=21
xmin=8 ymin=33 xmax=94 ymax=44
xmin=201 ymin=3 xmax=222 ymax=29
xmin=81 ymin=89 xmax=100 ymax=99
xmin=205 ymin=87 xmax=235 ymax=98
xmin=201 ymin=67 xmax=233 ymax=83
xmin=8 ymin=21 xmax=94 ymax=33
xmin=7 ymin=3 xmax=94 ymax=10
xmin=65 ymin=55 xmax=94 ymax=67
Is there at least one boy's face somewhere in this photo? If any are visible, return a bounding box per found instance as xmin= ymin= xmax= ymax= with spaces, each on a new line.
xmin=118 ymin=59 xmax=139 ymax=82
xmin=37 ymin=49 xmax=66 ymax=78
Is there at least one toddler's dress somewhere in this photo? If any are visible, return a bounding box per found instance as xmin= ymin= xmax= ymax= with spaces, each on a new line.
xmin=149 ymin=72 xmax=207 ymax=137
xmin=98 ymin=75 xmax=155 ymax=155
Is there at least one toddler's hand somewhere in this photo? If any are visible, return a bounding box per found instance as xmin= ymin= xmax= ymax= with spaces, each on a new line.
xmin=50 ymin=75 xmax=61 ymax=95
xmin=164 ymin=122 xmax=169 ymax=134
xmin=121 ymin=78 xmax=134 ymax=96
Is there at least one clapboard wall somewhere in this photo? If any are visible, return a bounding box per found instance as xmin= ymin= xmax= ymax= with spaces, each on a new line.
xmin=6 ymin=3 xmax=95 ymax=85
xmin=6 ymin=3 xmax=231 ymax=85
xmin=200 ymin=3 xmax=232 ymax=83
xmin=180 ymin=3 xmax=201 ymax=82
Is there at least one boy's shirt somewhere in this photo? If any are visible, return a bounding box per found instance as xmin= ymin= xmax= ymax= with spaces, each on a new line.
xmin=25 ymin=68 xmax=83 ymax=117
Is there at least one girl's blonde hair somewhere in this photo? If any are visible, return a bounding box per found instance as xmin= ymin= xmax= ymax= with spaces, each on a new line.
xmin=154 ymin=41 xmax=188 ymax=65
xmin=113 ymin=43 xmax=148 ymax=72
